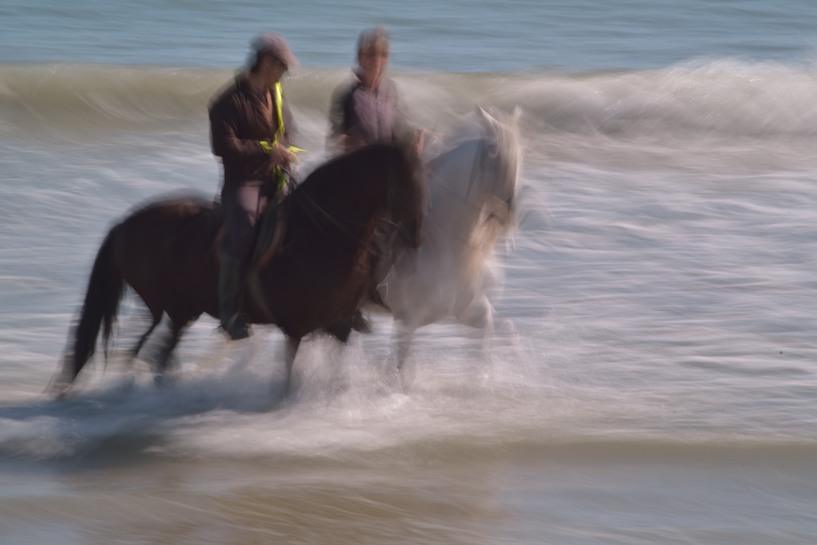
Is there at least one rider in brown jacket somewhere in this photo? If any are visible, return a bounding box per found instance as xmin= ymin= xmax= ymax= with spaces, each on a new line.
xmin=209 ymin=32 xmax=299 ymax=340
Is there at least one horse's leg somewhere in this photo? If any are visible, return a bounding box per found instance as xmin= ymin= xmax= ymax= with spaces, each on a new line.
xmin=393 ymin=320 xmax=418 ymax=391
xmin=128 ymin=312 xmax=161 ymax=364
xmin=281 ymin=335 xmax=301 ymax=397
xmin=456 ymin=294 xmax=495 ymax=379
xmin=153 ymin=319 xmax=190 ymax=386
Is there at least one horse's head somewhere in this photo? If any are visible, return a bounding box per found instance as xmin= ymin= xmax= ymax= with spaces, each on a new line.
xmin=475 ymin=106 xmax=523 ymax=227
xmin=433 ymin=107 xmax=522 ymax=231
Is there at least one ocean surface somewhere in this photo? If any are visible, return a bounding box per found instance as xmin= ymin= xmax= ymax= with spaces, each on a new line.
xmin=3 ymin=1 xmax=817 ymax=544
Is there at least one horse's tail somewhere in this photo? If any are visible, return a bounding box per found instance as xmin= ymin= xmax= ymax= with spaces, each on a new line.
xmin=56 ymin=225 xmax=126 ymax=389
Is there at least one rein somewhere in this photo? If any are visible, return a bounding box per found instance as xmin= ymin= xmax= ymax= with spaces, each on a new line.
xmin=291 ymin=183 xmax=352 ymax=239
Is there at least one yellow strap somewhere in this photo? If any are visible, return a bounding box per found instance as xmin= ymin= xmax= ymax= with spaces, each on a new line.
xmin=273 ymin=82 xmax=284 ymax=145
xmin=271 ymin=85 xmax=293 ymax=194
xmin=260 ymin=141 xmax=304 ymax=154
xmin=273 ymin=82 xmax=306 ymax=154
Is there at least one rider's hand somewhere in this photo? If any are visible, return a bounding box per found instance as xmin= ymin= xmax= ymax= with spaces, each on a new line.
xmin=270 ymin=142 xmax=297 ymax=166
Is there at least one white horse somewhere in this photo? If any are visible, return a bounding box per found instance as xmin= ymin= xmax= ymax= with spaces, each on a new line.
xmin=376 ymin=106 xmax=523 ymax=380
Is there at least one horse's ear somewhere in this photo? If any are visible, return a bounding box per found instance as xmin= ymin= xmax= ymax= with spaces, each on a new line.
xmin=476 ymin=105 xmax=499 ymax=130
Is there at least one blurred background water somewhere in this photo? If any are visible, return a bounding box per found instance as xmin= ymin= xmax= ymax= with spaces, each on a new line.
xmin=2 ymin=1 xmax=817 ymax=543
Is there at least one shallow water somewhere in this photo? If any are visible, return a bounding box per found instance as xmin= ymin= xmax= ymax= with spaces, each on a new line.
xmin=3 ymin=1 xmax=817 ymax=543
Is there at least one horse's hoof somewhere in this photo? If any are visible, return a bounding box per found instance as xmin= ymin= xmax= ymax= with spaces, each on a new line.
xmin=153 ymin=373 xmax=177 ymax=389
xmin=395 ymin=365 xmax=415 ymax=393
xmin=50 ymin=384 xmax=72 ymax=401
xmin=46 ymin=371 xmax=74 ymax=400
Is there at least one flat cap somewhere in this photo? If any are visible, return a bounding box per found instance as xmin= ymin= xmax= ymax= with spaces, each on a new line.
xmin=250 ymin=32 xmax=298 ymax=69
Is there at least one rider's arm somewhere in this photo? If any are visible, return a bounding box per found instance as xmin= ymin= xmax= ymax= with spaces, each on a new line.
xmin=326 ymin=81 xmax=355 ymax=154
xmin=209 ymin=98 xmax=268 ymax=163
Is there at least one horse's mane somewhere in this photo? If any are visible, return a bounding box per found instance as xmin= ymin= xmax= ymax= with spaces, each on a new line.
xmin=253 ymin=142 xmax=422 ymax=266
xmin=295 ymin=143 xmax=414 ymax=195
xmin=282 ymin=143 xmax=413 ymax=230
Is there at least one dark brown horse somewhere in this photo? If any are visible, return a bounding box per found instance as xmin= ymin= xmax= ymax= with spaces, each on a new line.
xmin=51 ymin=143 xmax=425 ymax=397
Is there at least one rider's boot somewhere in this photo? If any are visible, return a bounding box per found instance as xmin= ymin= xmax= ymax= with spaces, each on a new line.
xmin=218 ymin=254 xmax=251 ymax=341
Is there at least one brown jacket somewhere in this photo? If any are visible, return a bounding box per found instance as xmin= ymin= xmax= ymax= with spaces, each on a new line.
xmin=209 ymin=75 xmax=296 ymax=199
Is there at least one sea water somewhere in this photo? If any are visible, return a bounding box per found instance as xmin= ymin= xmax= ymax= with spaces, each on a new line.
xmin=2 ymin=1 xmax=817 ymax=543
